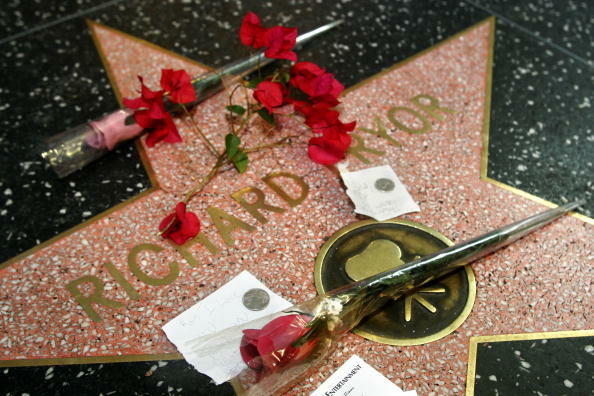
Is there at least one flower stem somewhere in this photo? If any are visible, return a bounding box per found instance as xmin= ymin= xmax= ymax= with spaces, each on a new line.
xmin=184 ymin=153 xmax=226 ymax=203
xmin=227 ymin=84 xmax=244 ymax=135
xmin=236 ymin=111 xmax=258 ymax=137
xmin=181 ymin=104 xmax=219 ymax=157
xmin=244 ymin=135 xmax=300 ymax=153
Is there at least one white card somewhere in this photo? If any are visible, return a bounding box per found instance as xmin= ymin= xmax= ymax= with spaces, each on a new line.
xmin=311 ymin=355 xmax=416 ymax=396
xmin=162 ymin=271 xmax=292 ymax=384
xmin=339 ymin=164 xmax=420 ymax=221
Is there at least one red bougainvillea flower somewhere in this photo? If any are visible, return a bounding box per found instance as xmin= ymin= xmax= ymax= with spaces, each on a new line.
xmin=123 ymin=76 xmax=167 ymax=120
xmin=240 ymin=314 xmax=317 ymax=373
xmin=160 ymin=69 xmax=197 ymax=104
xmin=124 ymin=76 xmax=183 ymax=147
xmin=239 ymin=12 xmax=268 ymax=49
xmin=291 ymin=96 xmax=340 ymax=119
xmin=263 ymin=26 xmax=298 ymax=61
xmin=308 ymin=134 xmax=351 ymax=165
xmin=159 ymin=202 xmax=201 ymax=245
xmin=291 ymin=61 xmax=325 ymax=80
xmin=253 ymin=81 xmax=285 ymax=113
xmin=290 ymin=62 xmax=344 ymax=99
xmin=305 ymin=108 xmax=356 ymax=139
xmin=128 ymin=98 xmax=181 ymax=147
xmin=142 ymin=112 xmax=182 ymax=147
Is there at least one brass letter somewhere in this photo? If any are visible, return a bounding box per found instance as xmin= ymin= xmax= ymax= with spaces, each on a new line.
xmin=66 ymin=275 xmax=124 ymax=322
xmin=207 ymin=206 xmax=256 ymax=246
xmin=356 ymin=117 xmax=401 ymax=147
xmin=173 ymin=233 xmax=220 ymax=267
xmin=348 ymin=134 xmax=386 ymax=164
xmin=128 ymin=243 xmax=180 ymax=286
xmin=231 ymin=187 xmax=286 ymax=224
xmin=387 ymin=106 xmax=431 ymax=134
xmin=104 ymin=262 xmax=140 ymax=300
xmin=409 ymin=94 xmax=456 ymax=121
xmin=262 ymin=172 xmax=309 ymax=208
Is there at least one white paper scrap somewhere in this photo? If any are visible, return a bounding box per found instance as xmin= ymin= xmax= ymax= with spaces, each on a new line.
xmin=311 ymin=355 xmax=417 ymax=396
xmin=162 ymin=270 xmax=292 ymax=384
xmin=339 ymin=164 xmax=420 ymax=221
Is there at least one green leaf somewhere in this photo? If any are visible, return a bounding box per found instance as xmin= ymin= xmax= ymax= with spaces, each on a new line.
xmin=225 ymin=133 xmax=240 ymax=159
xmin=246 ymin=77 xmax=264 ymax=89
xmin=278 ymin=71 xmax=291 ymax=84
xmin=225 ymin=105 xmax=246 ymax=116
xmin=257 ymin=108 xmax=275 ymax=125
xmin=231 ymin=150 xmax=248 ymax=173
xmin=124 ymin=114 xmax=136 ymax=126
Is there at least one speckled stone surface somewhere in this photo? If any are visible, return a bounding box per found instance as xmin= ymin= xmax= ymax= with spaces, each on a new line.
xmin=0 ymin=0 xmax=122 ymax=41
xmin=471 ymin=0 xmax=594 ymax=65
xmin=486 ymin=20 xmax=594 ymax=217
xmin=473 ymin=335 xmax=594 ymax=395
xmin=0 ymin=18 xmax=150 ymax=263
xmin=1 ymin=1 xmax=594 ymax=395
xmin=0 ymin=356 xmax=234 ymax=395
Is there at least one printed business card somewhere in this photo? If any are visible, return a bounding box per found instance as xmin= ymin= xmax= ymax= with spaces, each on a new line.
xmin=311 ymin=355 xmax=417 ymax=396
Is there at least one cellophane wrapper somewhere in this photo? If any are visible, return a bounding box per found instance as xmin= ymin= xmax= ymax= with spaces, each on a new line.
xmin=188 ymin=201 xmax=580 ymax=394
xmin=189 ymin=282 xmax=401 ymax=395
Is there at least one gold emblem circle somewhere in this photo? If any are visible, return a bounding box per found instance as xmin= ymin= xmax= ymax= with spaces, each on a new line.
xmin=314 ymin=219 xmax=476 ymax=346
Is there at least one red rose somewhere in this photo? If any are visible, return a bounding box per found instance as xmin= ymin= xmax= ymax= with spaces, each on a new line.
xmin=239 ymin=12 xmax=267 ymax=49
xmin=253 ymin=81 xmax=285 ymax=113
xmin=160 ymin=69 xmax=197 ymax=104
xmin=308 ymin=134 xmax=351 ymax=165
xmin=263 ymin=26 xmax=298 ymax=61
xmin=240 ymin=314 xmax=316 ymax=373
xmin=159 ymin=202 xmax=201 ymax=245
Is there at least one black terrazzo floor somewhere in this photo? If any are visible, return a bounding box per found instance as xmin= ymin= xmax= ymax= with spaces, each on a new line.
xmin=473 ymin=335 xmax=594 ymax=395
xmin=0 ymin=356 xmax=234 ymax=395
xmin=1 ymin=0 xmax=592 ymax=394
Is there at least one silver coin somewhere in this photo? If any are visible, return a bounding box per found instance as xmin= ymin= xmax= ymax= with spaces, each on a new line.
xmin=242 ymin=288 xmax=270 ymax=311
xmin=374 ymin=178 xmax=395 ymax=192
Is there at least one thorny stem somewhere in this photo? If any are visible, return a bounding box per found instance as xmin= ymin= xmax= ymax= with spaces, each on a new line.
xmin=181 ymin=104 xmax=219 ymax=157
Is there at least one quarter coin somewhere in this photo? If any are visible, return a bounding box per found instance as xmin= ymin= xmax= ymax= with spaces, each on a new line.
xmin=374 ymin=178 xmax=395 ymax=192
xmin=242 ymin=288 xmax=270 ymax=311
